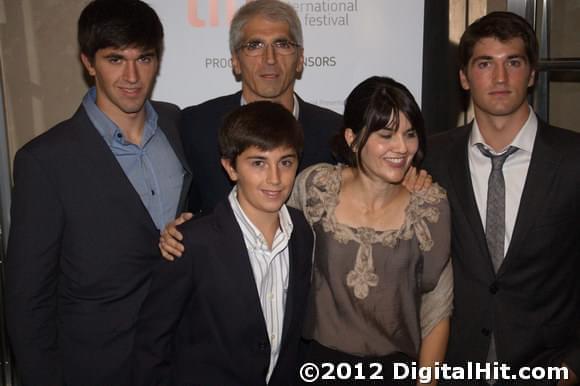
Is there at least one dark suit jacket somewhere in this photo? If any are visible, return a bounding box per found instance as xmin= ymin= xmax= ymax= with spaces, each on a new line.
xmin=5 ymin=102 xmax=192 ymax=386
xmin=133 ymin=200 xmax=314 ymax=386
xmin=424 ymin=120 xmax=580 ymax=385
xmin=180 ymin=91 xmax=342 ymax=214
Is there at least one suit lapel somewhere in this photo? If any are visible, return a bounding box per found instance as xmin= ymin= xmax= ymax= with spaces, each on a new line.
xmin=156 ymin=104 xmax=189 ymax=172
xmin=154 ymin=102 xmax=193 ymax=214
xmin=447 ymin=125 xmax=493 ymax=272
xmin=214 ymin=202 xmax=269 ymax=336
xmin=72 ymin=106 xmax=158 ymax=234
xmin=280 ymin=232 xmax=298 ymax=345
xmin=501 ymin=120 xmax=563 ymax=272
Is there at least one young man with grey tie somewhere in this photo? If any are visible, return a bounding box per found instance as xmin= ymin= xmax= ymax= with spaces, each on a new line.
xmin=425 ymin=11 xmax=580 ymax=386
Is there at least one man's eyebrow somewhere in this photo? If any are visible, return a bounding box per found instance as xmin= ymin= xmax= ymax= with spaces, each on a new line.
xmin=104 ymin=53 xmax=124 ymax=59
xmin=471 ymin=55 xmax=494 ymax=62
xmin=246 ymin=35 xmax=291 ymax=42
xmin=245 ymin=155 xmax=270 ymax=162
xmin=471 ymin=54 xmax=527 ymax=62
xmin=507 ymin=54 xmax=527 ymax=61
xmin=245 ymin=153 xmax=297 ymax=161
xmin=280 ymin=153 xmax=298 ymax=159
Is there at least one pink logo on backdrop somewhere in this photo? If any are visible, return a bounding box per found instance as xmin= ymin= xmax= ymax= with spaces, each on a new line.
xmin=188 ymin=0 xmax=252 ymax=27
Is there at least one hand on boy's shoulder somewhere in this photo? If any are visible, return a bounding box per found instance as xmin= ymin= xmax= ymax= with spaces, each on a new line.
xmin=159 ymin=212 xmax=192 ymax=261
xmin=403 ymin=166 xmax=433 ymax=192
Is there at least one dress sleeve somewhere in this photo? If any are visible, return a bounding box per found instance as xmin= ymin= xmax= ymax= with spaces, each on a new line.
xmin=420 ymin=258 xmax=453 ymax=338
xmin=287 ymin=167 xmax=310 ymax=211
xmin=417 ymin=184 xmax=453 ymax=338
xmin=288 ymin=163 xmax=333 ymax=225
xmin=418 ymin=184 xmax=451 ymax=291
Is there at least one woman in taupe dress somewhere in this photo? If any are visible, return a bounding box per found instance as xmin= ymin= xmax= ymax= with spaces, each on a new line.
xmin=289 ymin=76 xmax=452 ymax=386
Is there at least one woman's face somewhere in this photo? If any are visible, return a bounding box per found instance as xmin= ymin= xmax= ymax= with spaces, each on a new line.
xmin=356 ymin=112 xmax=419 ymax=184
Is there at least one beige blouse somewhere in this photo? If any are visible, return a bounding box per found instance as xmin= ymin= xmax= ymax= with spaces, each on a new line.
xmin=288 ymin=163 xmax=453 ymax=358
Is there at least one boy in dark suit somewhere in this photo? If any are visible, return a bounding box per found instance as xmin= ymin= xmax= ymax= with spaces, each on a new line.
xmin=134 ymin=101 xmax=314 ymax=386
xmin=5 ymin=1 xmax=191 ymax=385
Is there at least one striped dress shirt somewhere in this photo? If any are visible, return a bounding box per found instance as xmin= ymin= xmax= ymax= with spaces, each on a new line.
xmin=228 ymin=187 xmax=292 ymax=383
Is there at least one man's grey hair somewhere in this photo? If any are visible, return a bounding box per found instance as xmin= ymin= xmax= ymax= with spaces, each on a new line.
xmin=229 ymin=0 xmax=303 ymax=53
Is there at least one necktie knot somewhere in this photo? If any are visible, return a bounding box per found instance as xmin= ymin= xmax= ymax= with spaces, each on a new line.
xmin=476 ymin=144 xmax=518 ymax=171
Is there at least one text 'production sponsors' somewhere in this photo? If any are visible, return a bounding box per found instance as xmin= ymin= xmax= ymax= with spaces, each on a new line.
xmin=288 ymin=1 xmax=359 ymax=27
xmin=299 ymin=361 xmax=570 ymax=383
xmin=204 ymin=56 xmax=337 ymax=69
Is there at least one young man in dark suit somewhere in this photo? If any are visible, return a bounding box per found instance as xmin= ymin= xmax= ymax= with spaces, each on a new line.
xmin=5 ymin=1 xmax=191 ymax=385
xmin=181 ymin=0 xmax=342 ymax=215
xmin=134 ymin=101 xmax=313 ymax=386
xmin=424 ymin=12 xmax=580 ymax=385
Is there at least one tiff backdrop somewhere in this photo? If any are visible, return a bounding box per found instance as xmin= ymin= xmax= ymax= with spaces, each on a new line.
xmin=147 ymin=0 xmax=425 ymax=114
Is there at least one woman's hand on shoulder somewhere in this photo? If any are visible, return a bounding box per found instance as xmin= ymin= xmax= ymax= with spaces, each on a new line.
xmin=159 ymin=212 xmax=192 ymax=261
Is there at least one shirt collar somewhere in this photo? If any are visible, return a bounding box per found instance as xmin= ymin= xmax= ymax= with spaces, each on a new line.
xmin=82 ymin=87 xmax=159 ymax=146
xmin=240 ymin=93 xmax=300 ymax=119
xmin=228 ymin=186 xmax=293 ymax=249
xmin=469 ymin=105 xmax=537 ymax=154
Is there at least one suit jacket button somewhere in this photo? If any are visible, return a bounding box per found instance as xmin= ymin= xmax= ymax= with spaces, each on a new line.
xmin=258 ymin=342 xmax=269 ymax=351
xmin=481 ymin=328 xmax=491 ymax=336
xmin=489 ymin=283 xmax=499 ymax=294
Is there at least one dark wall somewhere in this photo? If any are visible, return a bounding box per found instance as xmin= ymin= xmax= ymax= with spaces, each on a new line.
xmin=422 ymin=1 xmax=467 ymax=135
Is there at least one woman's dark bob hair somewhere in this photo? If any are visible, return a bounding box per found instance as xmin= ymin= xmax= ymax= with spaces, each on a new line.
xmin=333 ymin=76 xmax=426 ymax=170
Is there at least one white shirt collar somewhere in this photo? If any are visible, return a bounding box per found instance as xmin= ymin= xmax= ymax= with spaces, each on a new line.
xmin=469 ymin=106 xmax=537 ymax=154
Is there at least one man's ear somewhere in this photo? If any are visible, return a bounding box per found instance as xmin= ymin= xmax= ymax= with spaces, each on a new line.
xmin=459 ymin=68 xmax=470 ymax=91
xmin=527 ymin=68 xmax=536 ymax=88
xmin=296 ymin=47 xmax=304 ymax=75
xmin=231 ymin=53 xmax=242 ymax=76
xmin=221 ymin=158 xmax=239 ymax=182
xmin=80 ymin=53 xmax=96 ymax=76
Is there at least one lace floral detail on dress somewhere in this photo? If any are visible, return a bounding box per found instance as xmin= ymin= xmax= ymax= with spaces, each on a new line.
xmin=299 ymin=164 xmax=447 ymax=300
xmin=346 ymin=237 xmax=379 ymax=299
xmin=302 ymin=165 xmax=340 ymax=223
xmin=407 ymin=187 xmax=446 ymax=251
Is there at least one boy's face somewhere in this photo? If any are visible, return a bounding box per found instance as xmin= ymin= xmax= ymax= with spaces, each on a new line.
xmin=221 ymin=145 xmax=298 ymax=220
xmin=81 ymin=46 xmax=158 ymax=123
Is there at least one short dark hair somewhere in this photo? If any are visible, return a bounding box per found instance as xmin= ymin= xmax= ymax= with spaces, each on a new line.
xmin=219 ymin=101 xmax=304 ymax=166
xmin=78 ymin=0 xmax=164 ymax=61
xmin=333 ymin=76 xmax=426 ymax=170
xmin=459 ymin=11 xmax=538 ymax=70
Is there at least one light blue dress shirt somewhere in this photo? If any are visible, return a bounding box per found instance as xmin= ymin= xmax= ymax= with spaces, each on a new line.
xmin=82 ymin=87 xmax=184 ymax=230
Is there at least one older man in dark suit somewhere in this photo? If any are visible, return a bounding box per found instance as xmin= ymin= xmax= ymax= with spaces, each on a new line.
xmin=424 ymin=12 xmax=580 ymax=386
xmin=181 ymin=0 xmax=341 ymax=215
xmin=5 ymin=1 xmax=191 ymax=385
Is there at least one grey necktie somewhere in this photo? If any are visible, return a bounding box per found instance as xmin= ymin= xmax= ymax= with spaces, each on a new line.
xmin=476 ymin=143 xmax=518 ymax=384
xmin=477 ymin=144 xmax=519 ymax=273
